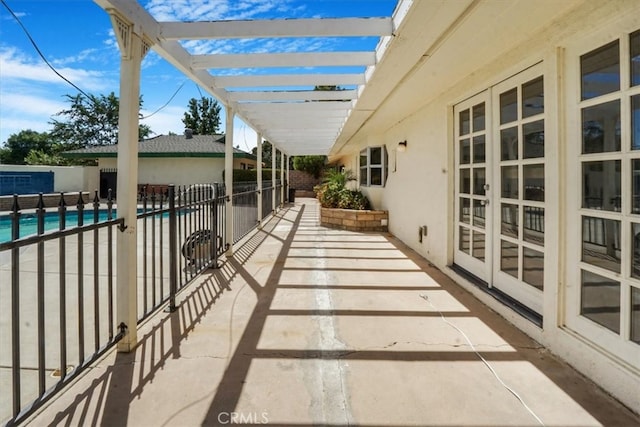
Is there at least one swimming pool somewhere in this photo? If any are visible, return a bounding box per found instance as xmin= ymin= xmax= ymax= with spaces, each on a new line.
xmin=0 ymin=210 xmax=118 ymax=243
xmin=0 ymin=207 xmax=185 ymax=243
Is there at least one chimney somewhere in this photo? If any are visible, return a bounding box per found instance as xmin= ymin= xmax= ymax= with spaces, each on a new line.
xmin=185 ymin=128 xmax=193 ymax=139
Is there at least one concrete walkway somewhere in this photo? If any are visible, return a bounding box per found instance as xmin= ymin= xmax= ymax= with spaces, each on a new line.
xmin=26 ymin=199 xmax=639 ymax=426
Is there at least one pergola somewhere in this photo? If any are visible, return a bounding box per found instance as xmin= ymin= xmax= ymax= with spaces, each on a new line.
xmin=95 ymin=0 xmax=411 ymax=157
xmin=92 ymin=0 xmax=412 ymax=351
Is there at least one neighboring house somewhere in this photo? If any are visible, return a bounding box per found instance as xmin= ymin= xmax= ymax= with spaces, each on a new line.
xmin=62 ymin=132 xmax=257 ymax=197
xmin=329 ymin=0 xmax=640 ymax=413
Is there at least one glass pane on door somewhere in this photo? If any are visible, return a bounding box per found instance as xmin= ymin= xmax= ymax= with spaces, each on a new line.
xmin=501 ymin=240 xmax=518 ymax=278
xmin=494 ymin=70 xmax=546 ymax=314
xmin=580 ymin=270 xmax=620 ymax=333
xmin=454 ymin=94 xmax=491 ymax=282
xmin=473 ymin=231 xmax=485 ymax=261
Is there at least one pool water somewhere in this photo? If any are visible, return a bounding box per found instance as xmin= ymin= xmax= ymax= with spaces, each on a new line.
xmin=0 ymin=207 xmax=191 ymax=244
xmin=0 ymin=210 xmax=117 ymax=243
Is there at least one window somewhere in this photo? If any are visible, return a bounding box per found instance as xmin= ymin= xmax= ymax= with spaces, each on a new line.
xmin=359 ymin=146 xmax=388 ymax=187
xmin=576 ymin=29 xmax=640 ymax=345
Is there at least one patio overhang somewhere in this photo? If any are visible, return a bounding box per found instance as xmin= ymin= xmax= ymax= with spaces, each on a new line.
xmin=93 ymin=0 xmax=413 ymax=156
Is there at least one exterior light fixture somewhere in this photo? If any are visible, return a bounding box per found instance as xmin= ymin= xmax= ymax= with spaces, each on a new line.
xmin=397 ymin=140 xmax=407 ymax=152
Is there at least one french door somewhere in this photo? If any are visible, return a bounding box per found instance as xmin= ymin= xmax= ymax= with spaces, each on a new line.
xmin=454 ymin=91 xmax=492 ymax=282
xmin=454 ymin=65 xmax=546 ymax=316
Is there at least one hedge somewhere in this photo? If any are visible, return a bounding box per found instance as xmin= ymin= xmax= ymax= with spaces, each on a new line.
xmin=223 ymin=168 xmax=283 ymax=182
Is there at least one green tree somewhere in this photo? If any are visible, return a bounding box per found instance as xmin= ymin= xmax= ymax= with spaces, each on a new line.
xmin=24 ymin=149 xmax=70 ymax=166
xmin=50 ymin=92 xmax=151 ymax=146
xmin=293 ymin=155 xmax=326 ymax=178
xmin=182 ymin=97 xmax=222 ymax=135
xmin=0 ymin=130 xmax=53 ymax=164
xmin=252 ymin=140 xmax=273 ymax=165
xmin=251 ymin=141 xmax=294 ymax=169
xmin=314 ymin=85 xmax=343 ymax=91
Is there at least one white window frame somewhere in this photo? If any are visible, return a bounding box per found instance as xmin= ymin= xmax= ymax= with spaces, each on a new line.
xmin=359 ymin=146 xmax=388 ymax=187
xmin=565 ymin=22 xmax=640 ymax=368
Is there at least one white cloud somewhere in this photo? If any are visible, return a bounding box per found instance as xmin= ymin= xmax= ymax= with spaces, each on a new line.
xmin=1 ymin=11 xmax=26 ymax=20
xmin=144 ymin=0 xmax=300 ymax=22
xmin=0 ymin=46 xmax=120 ymax=142
xmin=0 ymin=117 xmax=51 ymax=144
xmin=0 ymin=92 xmax=66 ymax=144
xmin=51 ymin=48 xmax=100 ymax=66
xmin=1 ymin=93 xmax=66 ymax=117
xmin=0 ymin=47 xmax=112 ymax=91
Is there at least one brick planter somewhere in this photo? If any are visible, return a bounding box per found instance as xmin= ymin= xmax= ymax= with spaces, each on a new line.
xmin=320 ymin=207 xmax=388 ymax=232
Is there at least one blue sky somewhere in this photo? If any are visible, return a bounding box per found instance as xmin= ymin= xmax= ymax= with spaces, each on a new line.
xmin=0 ymin=0 xmax=397 ymax=151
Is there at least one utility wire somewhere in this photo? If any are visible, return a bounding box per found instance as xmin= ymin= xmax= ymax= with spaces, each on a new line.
xmin=1 ymin=0 xmax=91 ymax=99
xmin=3 ymin=0 xmax=187 ymax=123
xmin=419 ymin=294 xmax=545 ymax=426
xmin=195 ymin=83 xmax=204 ymax=99
xmin=140 ymin=80 xmax=186 ymax=119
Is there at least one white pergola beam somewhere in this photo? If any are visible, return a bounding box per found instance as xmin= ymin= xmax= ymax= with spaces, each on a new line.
xmin=192 ymin=52 xmax=376 ymax=69
xmin=268 ymin=134 xmax=337 ymax=139
xmin=215 ymin=73 xmax=364 ymax=87
xmin=269 ymin=134 xmax=338 ymax=139
xmin=255 ymin=124 xmax=343 ymax=131
xmin=160 ymin=18 xmax=393 ymax=40
xmin=229 ymin=89 xmax=357 ymax=102
xmin=268 ymin=129 xmax=338 ymax=134
xmin=244 ymin=110 xmax=348 ymax=120
xmin=241 ymin=101 xmax=351 ymax=112
xmin=253 ymin=124 xmax=344 ymax=131
xmin=252 ymin=116 xmax=344 ymax=122
xmin=94 ymin=0 xmax=403 ymax=158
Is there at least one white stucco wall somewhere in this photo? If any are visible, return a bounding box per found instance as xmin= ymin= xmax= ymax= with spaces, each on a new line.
xmin=99 ymin=156 xmax=256 ymax=187
xmin=333 ymin=0 xmax=640 ymax=414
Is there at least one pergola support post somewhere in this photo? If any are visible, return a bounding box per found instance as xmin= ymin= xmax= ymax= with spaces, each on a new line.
xmin=111 ymin=12 xmax=150 ymax=352
xmin=225 ymin=106 xmax=235 ymax=255
xmin=286 ymin=154 xmax=291 ymax=202
xmin=271 ymin=144 xmax=276 ymax=212
xmin=280 ymin=151 xmax=285 ymax=206
xmin=257 ymin=133 xmax=263 ymax=227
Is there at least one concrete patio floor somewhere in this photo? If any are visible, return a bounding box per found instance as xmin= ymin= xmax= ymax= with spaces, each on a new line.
xmin=26 ymin=198 xmax=639 ymax=426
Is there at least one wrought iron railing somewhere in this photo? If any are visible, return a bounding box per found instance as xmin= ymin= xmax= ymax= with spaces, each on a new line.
xmin=232 ymin=182 xmax=259 ymax=244
xmin=275 ymin=179 xmax=283 ymax=208
xmin=262 ymin=181 xmax=274 ymax=221
xmin=0 ymin=183 xmax=227 ymax=425
xmin=0 ymin=191 xmax=124 ymax=425
xmin=135 ymin=183 xmax=226 ymax=320
xmin=230 ymin=180 xmax=284 ymax=244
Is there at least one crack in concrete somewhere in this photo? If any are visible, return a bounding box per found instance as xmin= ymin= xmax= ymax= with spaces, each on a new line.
xmin=362 ymin=341 xmax=544 ymax=350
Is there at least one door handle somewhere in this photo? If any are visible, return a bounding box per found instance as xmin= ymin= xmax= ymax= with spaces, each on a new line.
xmin=480 ymin=199 xmax=490 ymax=206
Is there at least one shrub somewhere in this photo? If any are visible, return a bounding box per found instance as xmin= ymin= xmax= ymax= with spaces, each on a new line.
xmin=222 ymin=168 xmax=282 ymax=182
xmin=314 ymin=169 xmax=370 ymax=210
xmin=337 ymin=189 xmax=370 ymax=210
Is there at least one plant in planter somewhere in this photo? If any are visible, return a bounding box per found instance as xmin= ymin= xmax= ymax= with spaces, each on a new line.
xmin=314 ymin=168 xmax=371 ymax=210
xmin=314 ymin=168 xmax=387 ymax=231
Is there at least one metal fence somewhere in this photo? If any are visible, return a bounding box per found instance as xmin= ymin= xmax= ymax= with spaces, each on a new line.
xmin=262 ymin=181 xmax=275 ymax=221
xmin=0 ymin=192 xmax=124 ymax=425
xmin=0 ymin=183 xmax=227 ymax=425
xmin=136 ymin=183 xmax=226 ymax=320
xmin=231 ymin=180 xmax=283 ymax=244
xmin=232 ymin=182 xmax=259 ymax=244
xmin=275 ymin=180 xmax=283 ymax=208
